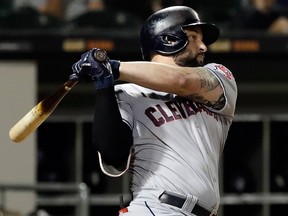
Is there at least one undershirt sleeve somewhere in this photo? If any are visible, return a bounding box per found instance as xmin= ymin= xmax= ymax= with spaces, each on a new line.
xmin=92 ymin=86 xmax=133 ymax=174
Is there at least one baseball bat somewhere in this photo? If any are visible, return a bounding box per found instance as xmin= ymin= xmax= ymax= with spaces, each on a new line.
xmin=9 ymin=49 xmax=108 ymax=143
xmin=9 ymin=80 xmax=78 ymax=143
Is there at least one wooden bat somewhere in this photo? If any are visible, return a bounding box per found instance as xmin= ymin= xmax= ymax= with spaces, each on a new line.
xmin=9 ymin=49 xmax=108 ymax=143
xmin=9 ymin=80 xmax=78 ymax=143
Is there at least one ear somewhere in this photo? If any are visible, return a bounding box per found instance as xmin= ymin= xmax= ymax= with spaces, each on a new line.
xmin=161 ymin=35 xmax=179 ymax=45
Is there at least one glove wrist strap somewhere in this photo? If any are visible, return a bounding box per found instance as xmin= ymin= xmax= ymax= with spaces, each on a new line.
xmin=110 ymin=60 xmax=120 ymax=80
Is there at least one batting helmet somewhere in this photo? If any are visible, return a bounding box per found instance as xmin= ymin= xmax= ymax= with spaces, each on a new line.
xmin=140 ymin=6 xmax=220 ymax=60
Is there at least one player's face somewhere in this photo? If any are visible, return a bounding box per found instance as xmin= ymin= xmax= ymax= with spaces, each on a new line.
xmin=173 ymin=27 xmax=207 ymax=67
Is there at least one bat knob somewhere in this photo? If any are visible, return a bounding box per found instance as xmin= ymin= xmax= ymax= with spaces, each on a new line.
xmin=93 ymin=49 xmax=108 ymax=62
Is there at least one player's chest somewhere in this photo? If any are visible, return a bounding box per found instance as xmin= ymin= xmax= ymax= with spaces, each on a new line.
xmin=132 ymin=95 xmax=216 ymax=128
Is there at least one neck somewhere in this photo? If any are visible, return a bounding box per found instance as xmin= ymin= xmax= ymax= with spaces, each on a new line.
xmin=150 ymin=54 xmax=177 ymax=66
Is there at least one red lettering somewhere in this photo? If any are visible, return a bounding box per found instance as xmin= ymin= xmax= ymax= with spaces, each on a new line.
xmin=145 ymin=107 xmax=165 ymax=127
xmin=165 ymin=101 xmax=182 ymax=120
xmin=182 ymin=100 xmax=196 ymax=116
xmin=156 ymin=104 xmax=174 ymax=123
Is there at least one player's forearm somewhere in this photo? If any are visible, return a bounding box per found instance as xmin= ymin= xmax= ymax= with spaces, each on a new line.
xmin=118 ymin=61 xmax=200 ymax=96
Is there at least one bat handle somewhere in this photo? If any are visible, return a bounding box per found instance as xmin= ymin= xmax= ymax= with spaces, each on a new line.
xmin=64 ymin=79 xmax=78 ymax=90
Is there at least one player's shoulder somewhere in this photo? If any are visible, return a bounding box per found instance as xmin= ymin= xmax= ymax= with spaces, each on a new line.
xmin=204 ymin=63 xmax=235 ymax=81
xmin=204 ymin=62 xmax=231 ymax=72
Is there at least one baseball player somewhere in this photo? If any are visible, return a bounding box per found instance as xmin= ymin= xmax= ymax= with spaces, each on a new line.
xmin=70 ymin=6 xmax=237 ymax=216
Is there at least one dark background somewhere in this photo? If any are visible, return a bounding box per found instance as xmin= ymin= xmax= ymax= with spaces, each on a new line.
xmin=1 ymin=0 xmax=288 ymax=215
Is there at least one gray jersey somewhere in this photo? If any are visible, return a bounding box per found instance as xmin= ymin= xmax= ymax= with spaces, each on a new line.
xmin=99 ymin=63 xmax=237 ymax=212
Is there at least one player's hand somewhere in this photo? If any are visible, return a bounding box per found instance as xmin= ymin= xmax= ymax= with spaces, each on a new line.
xmin=70 ymin=48 xmax=114 ymax=89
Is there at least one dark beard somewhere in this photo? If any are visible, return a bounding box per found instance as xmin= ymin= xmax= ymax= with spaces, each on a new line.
xmin=173 ymin=49 xmax=204 ymax=67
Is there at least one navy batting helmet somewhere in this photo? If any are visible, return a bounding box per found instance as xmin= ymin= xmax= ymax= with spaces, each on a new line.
xmin=140 ymin=6 xmax=220 ymax=60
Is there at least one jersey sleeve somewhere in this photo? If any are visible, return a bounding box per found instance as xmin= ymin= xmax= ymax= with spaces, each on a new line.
xmin=204 ymin=63 xmax=238 ymax=119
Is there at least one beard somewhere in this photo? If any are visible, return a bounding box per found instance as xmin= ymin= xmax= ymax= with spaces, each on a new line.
xmin=173 ymin=48 xmax=204 ymax=67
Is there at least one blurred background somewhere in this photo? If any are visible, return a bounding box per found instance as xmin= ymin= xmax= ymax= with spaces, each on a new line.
xmin=0 ymin=0 xmax=288 ymax=215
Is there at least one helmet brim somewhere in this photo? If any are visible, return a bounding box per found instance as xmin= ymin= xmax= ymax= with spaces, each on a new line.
xmin=183 ymin=22 xmax=220 ymax=45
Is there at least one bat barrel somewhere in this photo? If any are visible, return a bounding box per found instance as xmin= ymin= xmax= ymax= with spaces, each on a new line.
xmin=9 ymin=80 xmax=78 ymax=143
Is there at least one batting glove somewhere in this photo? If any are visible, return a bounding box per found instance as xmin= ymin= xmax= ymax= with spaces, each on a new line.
xmin=71 ymin=48 xmax=115 ymax=90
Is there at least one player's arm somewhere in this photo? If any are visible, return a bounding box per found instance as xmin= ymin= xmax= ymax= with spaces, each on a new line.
xmin=71 ymin=49 xmax=133 ymax=171
xmin=118 ymin=62 xmax=225 ymax=109
xmin=92 ymin=87 xmax=133 ymax=171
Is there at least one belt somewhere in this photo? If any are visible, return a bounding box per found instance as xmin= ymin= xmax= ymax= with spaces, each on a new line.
xmin=159 ymin=191 xmax=217 ymax=216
